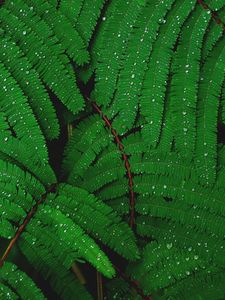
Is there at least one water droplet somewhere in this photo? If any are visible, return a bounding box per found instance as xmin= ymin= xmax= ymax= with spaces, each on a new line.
xmin=186 ymin=271 xmax=190 ymax=275
xmin=166 ymin=243 xmax=173 ymax=249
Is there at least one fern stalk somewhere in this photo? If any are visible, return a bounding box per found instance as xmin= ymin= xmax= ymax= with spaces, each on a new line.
xmin=67 ymin=123 xmax=73 ymax=138
xmin=71 ymin=264 xmax=86 ymax=285
xmin=97 ymin=270 xmax=104 ymax=300
xmin=198 ymin=0 xmax=225 ymax=30
xmin=114 ymin=265 xmax=153 ymax=300
xmin=90 ymin=100 xmax=136 ymax=229
xmin=90 ymin=99 xmax=153 ymax=299
xmin=0 ymin=183 xmax=57 ymax=267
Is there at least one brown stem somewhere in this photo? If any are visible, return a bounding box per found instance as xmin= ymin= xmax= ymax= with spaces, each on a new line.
xmin=114 ymin=265 xmax=153 ymax=300
xmin=71 ymin=263 xmax=86 ymax=285
xmin=89 ymin=99 xmax=152 ymax=299
xmin=197 ymin=0 xmax=225 ymax=32
xmin=90 ymin=100 xmax=136 ymax=229
xmin=87 ymin=8 xmax=225 ymax=288
xmin=97 ymin=271 xmax=104 ymax=300
xmin=67 ymin=123 xmax=73 ymax=138
xmin=0 ymin=100 xmax=148 ymax=300
xmin=0 ymin=184 xmax=56 ymax=268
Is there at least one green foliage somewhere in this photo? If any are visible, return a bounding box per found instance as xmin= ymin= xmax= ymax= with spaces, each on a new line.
xmin=0 ymin=262 xmax=46 ymax=299
xmin=1 ymin=0 xmax=225 ymax=299
xmin=105 ymin=278 xmax=142 ymax=300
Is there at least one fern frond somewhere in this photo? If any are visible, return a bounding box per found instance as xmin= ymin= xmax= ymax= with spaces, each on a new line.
xmin=0 ymin=135 xmax=56 ymax=186
xmin=136 ymin=196 xmax=225 ymax=239
xmin=0 ymin=183 xmax=34 ymax=239
xmin=53 ymin=183 xmax=139 ymax=260
xmin=78 ymin=156 xmax=126 ymax=193
xmin=0 ymin=182 xmax=34 ymax=210
xmin=122 ymin=131 xmax=150 ymax=155
xmin=0 ymin=198 xmax=26 ymax=225
xmin=170 ymin=5 xmax=211 ymax=157
xmin=0 ymin=159 xmax=45 ymax=197
xmin=155 ymin=75 xmax=175 ymax=153
xmin=0 ymin=35 xmax=59 ymax=140
xmin=205 ymin=0 xmax=225 ymax=10
xmin=23 ymin=0 xmax=89 ymax=65
xmin=106 ymin=277 xmax=142 ymax=300
xmin=0 ymin=6 xmax=85 ymax=114
xmin=26 ymin=204 xmax=115 ymax=278
xmin=141 ymin=0 xmax=196 ymax=146
xmin=18 ymin=235 xmax=93 ymax=300
xmin=92 ymin=0 xmax=144 ymax=108
xmin=130 ymin=151 xmax=198 ymax=181
xmin=80 ymin=0 xmax=119 ymax=83
xmin=0 ymin=220 xmax=15 ymax=240
xmin=0 ymin=110 xmax=56 ymax=186
xmin=106 ymin=197 xmax=129 ymax=216
xmin=76 ymin=0 xmax=106 ymax=45
xmin=136 ymin=216 xmax=225 ymax=267
xmin=0 ymin=62 xmax=48 ymax=162
xmin=1 ymin=0 xmax=225 ymax=298
xmin=202 ymin=6 xmax=225 ymax=61
xmin=110 ymin=0 xmax=175 ymax=134
xmin=2 ymin=0 xmax=73 ymax=75
xmin=62 ymin=115 xmax=113 ymax=182
xmin=0 ymin=262 xmax=46 ymax=300
xmin=58 ymin=0 xmax=84 ymax=24
xmin=134 ymin=171 xmax=225 ymax=217
xmin=0 ymin=284 xmax=18 ymax=299
xmin=96 ymin=179 xmax=129 ymax=201
xmin=162 ymin=268 xmax=225 ymax=300
xmin=128 ymin=241 xmax=214 ymax=294
xmin=195 ymin=37 xmax=225 ymax=184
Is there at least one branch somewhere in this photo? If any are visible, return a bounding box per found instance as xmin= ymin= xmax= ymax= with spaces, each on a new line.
xmin=0 ymin=183 xmax=57 ymax=268
xmin=197 ymin=0 xmax=225 ymax=32
xmin=89 ymin=99 xmax=136 ymax=229
xmin=114 ymin=265 xmax=153 ymax=300
xmin=88 ymin=98 xmax=152 ymax=300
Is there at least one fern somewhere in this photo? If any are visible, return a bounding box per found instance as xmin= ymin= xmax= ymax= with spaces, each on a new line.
xmin=140 ymin=0 xmax=196 ymax=145
xmin=92 ymin=0 xmax=144 ymax=108
xmin=0 ymin=35 xmax=59 ymax=140
xmin=0 ymin=3 xmax=85 ymax=114
xmin=195 ymin=36 xmax=225 ymax=184
xmin=202 ymin=6 xmax=225 ymax=61
xmin=1 ymin=0 xmax=225 ymax=299
xmin=170 ymin=4 xmax=211 ymax=157
xmin=0 ymin=262 xmax=46 ymax=299
xmin=110 ymin=0 xmax=175 ymax=133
